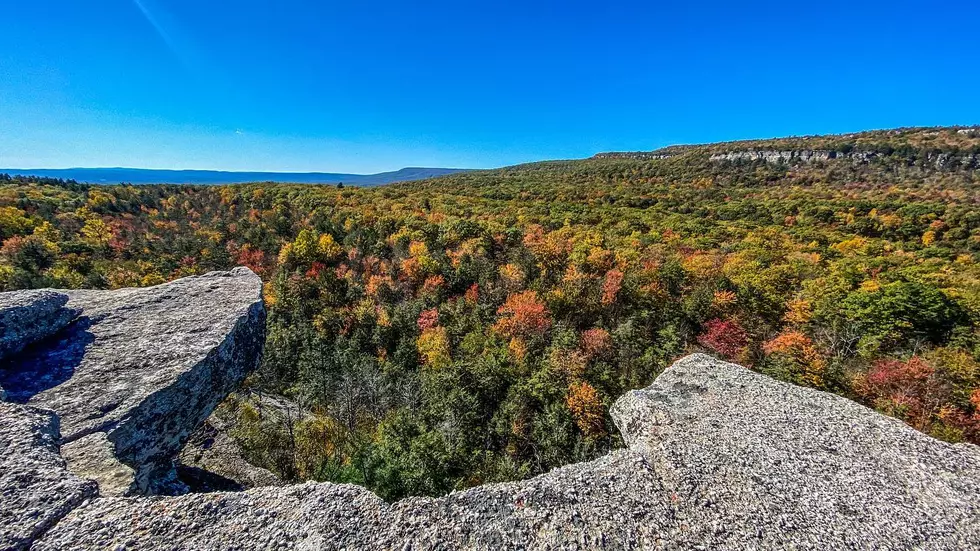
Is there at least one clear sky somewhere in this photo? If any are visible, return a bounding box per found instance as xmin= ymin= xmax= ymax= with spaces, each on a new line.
xmin=2 ymin=1 xmax=979 ymax=173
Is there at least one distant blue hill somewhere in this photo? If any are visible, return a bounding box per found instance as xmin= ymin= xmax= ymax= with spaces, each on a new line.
xmin=0 ymin=166 xmax=470 ymax=186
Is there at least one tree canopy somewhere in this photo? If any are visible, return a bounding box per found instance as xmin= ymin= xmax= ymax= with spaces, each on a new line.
xmin=2 ymin=127 xmax=979 ymax=499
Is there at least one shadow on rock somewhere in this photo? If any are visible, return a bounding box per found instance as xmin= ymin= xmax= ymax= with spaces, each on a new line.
xmin=0 ymin=317 xmax=94 ymax=403
xmin=176 ymin=465 xmax=246 ymax=493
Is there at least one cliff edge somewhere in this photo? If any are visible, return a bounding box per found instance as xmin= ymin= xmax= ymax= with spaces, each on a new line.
xmin=1 ymin=269 xmax=978 ymax=549
xmin=0 ymin=268 xmax=265 ymax=550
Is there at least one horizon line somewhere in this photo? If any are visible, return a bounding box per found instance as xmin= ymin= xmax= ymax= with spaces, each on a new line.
xmin=0 ymin=165 xmax=484 ymax=176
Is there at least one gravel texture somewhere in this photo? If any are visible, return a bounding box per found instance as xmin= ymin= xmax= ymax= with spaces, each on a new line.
xmin=33 ymin=451 xmax=666 ymax=550
xmin=0 ymin=268 xmax=266 ymax=495
xmin=0 ymin=289 xmax=77 ymax=362
xmin=0 ymin=402 xmax=97 ymax=551
xmin=30 ymin=354 xmax=980 ymax=550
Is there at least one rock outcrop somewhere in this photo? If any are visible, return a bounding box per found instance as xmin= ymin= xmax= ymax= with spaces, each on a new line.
xmin=708 ymin=149 xmax=980 ymax=169
xmin=0 ymin=290 xmax=78 ymax=363
xmin=593 ymin=151 xmax=675 ymax=160
xmin=0 ymin=403 xmax=97 ymax=551
xmin=0 ymin=268 xmax=266 ymax=496
xmin=594 ymin=146 xmax=980 ymax=169
xmin=709 ymin=149 xmax=842 ymax=163
xmin=611 ymin=354 xmax=980 ymax=549
xmin=18 ymin=355 xmax=980 ymax=550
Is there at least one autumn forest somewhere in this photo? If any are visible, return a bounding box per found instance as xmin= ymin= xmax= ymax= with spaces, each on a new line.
xmin=2 ymin=127 xmax=979 ymax=500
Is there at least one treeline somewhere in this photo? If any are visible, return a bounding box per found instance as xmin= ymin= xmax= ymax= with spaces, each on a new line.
xmin=1 ymin=127 xmax=979 ymax=499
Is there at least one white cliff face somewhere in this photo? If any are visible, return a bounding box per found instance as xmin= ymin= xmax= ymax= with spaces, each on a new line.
xmin=709 ymin=149 xmax=980 ymax=169
xmin=7 ymin=351 xmax=978 ymax=550
xmin=593 ymin=152 xmax=675 ymax=160
xmin=709 ymin=149 xmax=839 ymax=162
xmin=594 ymin=142 xmax=980 ymax=169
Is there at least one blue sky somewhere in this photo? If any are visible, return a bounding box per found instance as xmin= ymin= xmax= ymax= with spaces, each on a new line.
xmin=1 ymin=1 xmax=978 ymax=173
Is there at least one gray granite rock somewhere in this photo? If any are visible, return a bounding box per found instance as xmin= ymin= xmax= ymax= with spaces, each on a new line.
xmin=0 ymin=268 xmax=266 ymax=495
xmin=32 ymin=354 xmax=980 ymax=550
xmin=0 ymin=402 xmax=97 ymax=551
xmin=32 ymin=451 xmax=665 ymax=550
xmin=0 ymin=289 xmax=78 ymax=362
xmin=610 ymin=353 xmax=980 ymax=549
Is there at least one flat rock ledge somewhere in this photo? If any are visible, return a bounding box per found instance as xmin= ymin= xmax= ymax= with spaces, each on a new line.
xmin=17 ymin=355 xmax=980 ymax=550
xmin=0 ymin=268 xmax=266 ymax=497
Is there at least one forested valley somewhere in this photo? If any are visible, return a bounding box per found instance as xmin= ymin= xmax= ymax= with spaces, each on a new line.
xmin=3 ymin=127 xmax=980 ymax=500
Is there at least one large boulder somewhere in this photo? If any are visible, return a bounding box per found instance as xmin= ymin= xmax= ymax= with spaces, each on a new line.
xmin=32 ymin=354 xmax=980 ymax=550
xmin=0 ymin=268 xmax=266 ymax=495
xmin=0 ymin=402 xmax=97 ymax=551
xmin=0 ymin=289 xmax=78 ymax=363
xmin=610 ymin=353 xmax=980 ymax=549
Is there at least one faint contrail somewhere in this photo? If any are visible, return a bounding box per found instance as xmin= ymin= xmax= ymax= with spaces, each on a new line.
xmin=132 ymin=0 xmax=188 ymax=67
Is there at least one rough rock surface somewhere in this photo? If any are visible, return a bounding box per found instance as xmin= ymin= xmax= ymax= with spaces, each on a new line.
xmin=33 ymin=354 xmax=980 ymax=550
xmin=611 ymin=354 xmax=980 ymax=549
xmin=0 ymin=402 xmax=97 ymax=551
xmin=0 ymin=268 xmax=266 ymax=495
xmin=0 ymin=289 xmax=77 ymax=362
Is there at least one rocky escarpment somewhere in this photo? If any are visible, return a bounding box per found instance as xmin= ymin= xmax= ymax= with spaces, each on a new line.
xmin=709 ymin=149 xmax=849 ymax=163
xmin=708 ymin=148 xmax=980 ymax=168
xmin=13 ymin=355 xmax=978 ymax=550
xmin=593 ymin=151 xmax=675 ymax=160
xmin=595 ymin=147 xmax=980 ymax=169
xmin=594 ymin=127 xmax=980 ymax=168
xmin=0 ymin=268 xmax=265 ymax=500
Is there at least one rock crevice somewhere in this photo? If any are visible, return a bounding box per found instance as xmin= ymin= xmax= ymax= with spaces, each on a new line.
xmin=0 ymin=402 xmax=98 ymax=551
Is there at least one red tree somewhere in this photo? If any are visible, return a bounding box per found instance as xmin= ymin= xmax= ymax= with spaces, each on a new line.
xmin=697 ymin=318 xmax=749 ymax=360
xmin=601 ymin=269 xmax=624 ymax=305
xmin=494 ymin=291 xmax=551 ymax=339
xmin=580 ymin=328 xmax=612 ymax=359
xmin=417 ymin=308 xmax=439 ymax=331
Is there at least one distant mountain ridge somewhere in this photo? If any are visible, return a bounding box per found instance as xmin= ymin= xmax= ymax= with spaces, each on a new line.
xmin=0 ymin=166 xmax=470 ymax=186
